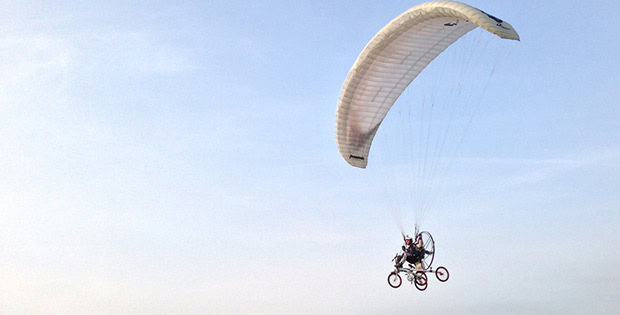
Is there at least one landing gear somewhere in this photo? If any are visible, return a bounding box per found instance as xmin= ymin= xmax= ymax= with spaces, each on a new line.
xmin=388 ymin=272 xmax=402 ymax=288
xmin=435 ymin=266 xmax=449 ymax=282
xmin=387 ymin=231 xmax=448 ymax=291
xmin=414 ymin=271 xmax=427 ymax=291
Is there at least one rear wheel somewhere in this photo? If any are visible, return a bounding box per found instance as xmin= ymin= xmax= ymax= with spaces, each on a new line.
xmin=388 ymin=272 xmax=402 ymax=288
xmin=414 ymin=272 xmax=427 ymax=291
xmin=435 ymin=266 xmax=449 ymax=282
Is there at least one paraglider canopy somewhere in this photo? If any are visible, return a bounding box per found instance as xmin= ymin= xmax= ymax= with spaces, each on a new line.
xmin=335 ymin=1 xmax=519 ymax=168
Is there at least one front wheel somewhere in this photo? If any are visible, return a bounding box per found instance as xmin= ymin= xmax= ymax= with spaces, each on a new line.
xmin=414 ymin=272 xmax=427 ymax=291
xmin=388 ymin=272 xmax=402 ymax=288
xmin=435 ymin=266 xmax=449 ymax=282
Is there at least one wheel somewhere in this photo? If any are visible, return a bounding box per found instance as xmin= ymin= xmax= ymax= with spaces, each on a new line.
xmin=418 ymin=231 xmax=435 ymax=269
xmin=414 ymin=271 xmax=427 ymax=291
xmin=415 ymin=271 xmax=427 ymax=285
xmin=435 ymin=266 xmax=449 ymax=282
xmin=388 ymin=272 xmax=402 ymax=288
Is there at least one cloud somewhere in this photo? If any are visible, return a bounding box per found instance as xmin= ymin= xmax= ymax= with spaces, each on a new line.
xmin=0 ymin=35 xmax=72 ymax=79
xmin=79 ymin=31 xmax=199 ymax=74
xmin=460 ymin=147 xmax=620 ymax=190
xmin=0 ymin=31 xmax=197 ymax=92
xmin=0 ymin=35 xmax=74 ymax=110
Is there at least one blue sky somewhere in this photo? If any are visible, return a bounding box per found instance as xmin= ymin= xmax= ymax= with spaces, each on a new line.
xmin=1 ymin=0 xmax=619 ymax=313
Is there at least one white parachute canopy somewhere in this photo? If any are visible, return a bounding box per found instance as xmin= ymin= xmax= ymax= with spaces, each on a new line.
xmin=335 ymin=1 xmax=519 ymax=168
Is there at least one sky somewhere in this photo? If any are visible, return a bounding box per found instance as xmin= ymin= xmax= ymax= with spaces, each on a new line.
xmin=1 ymin=0 xmax=619 ymax=314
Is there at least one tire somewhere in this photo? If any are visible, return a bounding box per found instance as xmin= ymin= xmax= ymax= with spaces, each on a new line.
xmin=414 ymin=271 xmax=427 ymax=291
xmin=388 ymin=272 xmax=402 ymax=288
xmin=435 ymin=266 xmax=449 ymax=282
